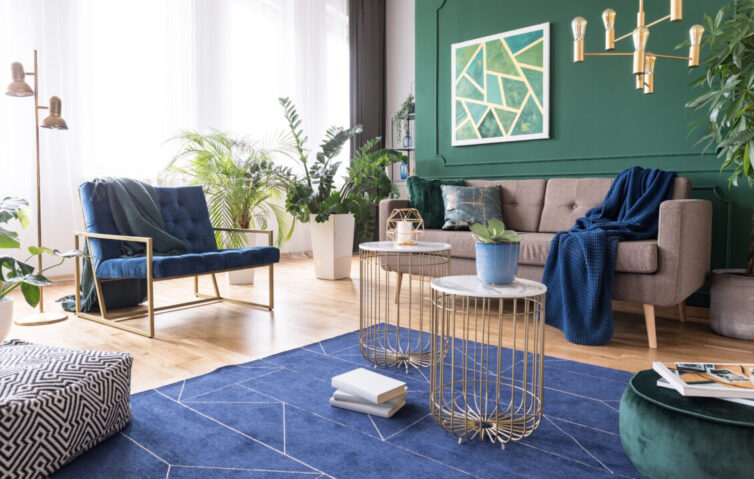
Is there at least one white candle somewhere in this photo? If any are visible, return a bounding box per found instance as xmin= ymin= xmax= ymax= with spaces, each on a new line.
xmin=396 ymin=220 xmax=414 ymax=244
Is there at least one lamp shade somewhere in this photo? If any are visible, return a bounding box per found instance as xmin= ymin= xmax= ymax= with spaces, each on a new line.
xmin=40 ymin=96 xmax=68 ymax=130
xmin=6 ymin=62 xmax=33 ymax=97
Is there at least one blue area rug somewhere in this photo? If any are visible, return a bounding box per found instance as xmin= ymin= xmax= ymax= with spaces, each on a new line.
xmin=54 ymin=331 xmax=638 ymax=478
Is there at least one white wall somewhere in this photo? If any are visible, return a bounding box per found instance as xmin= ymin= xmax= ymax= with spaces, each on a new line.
xmin=385 ymin=0 xmax=415 ymax=198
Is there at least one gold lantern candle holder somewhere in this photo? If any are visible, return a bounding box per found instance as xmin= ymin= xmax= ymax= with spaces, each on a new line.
xmin=385 ymin=208 xmax=424 ymax=246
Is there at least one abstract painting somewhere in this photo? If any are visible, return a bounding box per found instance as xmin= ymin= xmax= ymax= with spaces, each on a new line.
xmin=452 ymin=23 xmax=550 ymax=146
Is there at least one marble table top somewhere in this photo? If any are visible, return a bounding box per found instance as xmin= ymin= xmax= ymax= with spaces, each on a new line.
xmin=430 ymin=275 xmax=547 ymax=298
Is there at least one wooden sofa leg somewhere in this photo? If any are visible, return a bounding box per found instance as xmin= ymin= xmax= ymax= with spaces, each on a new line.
xmin=394 ymin=272 xmax=403 ymax=304
xmin=678 ymin=301 xmax=687 ymax=323
xmin=643 ymin=304 xmax=657 ymax=349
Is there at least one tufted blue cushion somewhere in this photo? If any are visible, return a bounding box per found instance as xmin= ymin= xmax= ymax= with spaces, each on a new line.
xmin=155 ymin=187 xmax=217 ymax=253
xmin=95 ymin=246 xmax=280 ymax=279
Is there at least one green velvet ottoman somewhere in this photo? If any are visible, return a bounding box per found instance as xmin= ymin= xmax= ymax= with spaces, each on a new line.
xmin=620 ymin=370 xmax=754 ymax=479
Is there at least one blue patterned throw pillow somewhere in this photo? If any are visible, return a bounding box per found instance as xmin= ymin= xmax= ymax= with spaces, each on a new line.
xmin=440 ymin=185 xmax=503 ymax=230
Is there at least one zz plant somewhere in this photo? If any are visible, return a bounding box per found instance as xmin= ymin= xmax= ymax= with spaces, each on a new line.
xmin=279 ymin=97 xmax=406 ymax=237
xmin=685 ymin=0 xmax=754 ymax=275
xmin=0 ymin=197 xmax=83 ymax=307
xmin=470 ymin=218 xmax=522 ymax=244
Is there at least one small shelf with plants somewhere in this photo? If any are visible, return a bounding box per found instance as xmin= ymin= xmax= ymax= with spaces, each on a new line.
xmin=390 ymin=92 xmax=415 ymax=182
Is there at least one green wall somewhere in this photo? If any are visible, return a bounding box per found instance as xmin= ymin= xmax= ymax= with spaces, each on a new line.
xmin=415 ymin=0 xmax=752 ymax=306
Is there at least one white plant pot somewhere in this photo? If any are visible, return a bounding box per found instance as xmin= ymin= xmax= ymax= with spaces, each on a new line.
xmin=0 ymin=297 xmax=13 ymax=342
xmin=226 ymin=233 xmax=256 ymax=285
xmin=310 ymin=213 xmax=355 ymax=280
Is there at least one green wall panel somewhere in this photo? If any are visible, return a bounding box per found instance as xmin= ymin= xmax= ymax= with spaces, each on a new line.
xmin=415 ymin=0 xmax=752 ymax=306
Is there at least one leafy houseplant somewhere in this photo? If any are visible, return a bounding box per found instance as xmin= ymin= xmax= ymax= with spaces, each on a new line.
xmin=0 ymin=198 xmax=82 ymax=339
xmin=279 ymin=97 xmax=406 ymax=279
xmin=164 ymin=130 xmax=295 ymax=250
xmin=470 ymin=218 xmax=522 ymax=285
xmin=685 ymin=0 xmax=754 ymax=339
xmin=392 ymin=93 xmax=415 ymax=140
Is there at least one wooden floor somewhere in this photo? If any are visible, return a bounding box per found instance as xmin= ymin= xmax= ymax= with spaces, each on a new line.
xmin=6 ymin=256 xmax=754 ymax=393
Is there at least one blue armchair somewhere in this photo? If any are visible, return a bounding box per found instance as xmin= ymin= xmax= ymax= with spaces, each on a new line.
xmin=73 ymin=182 xmax=279 ymax=337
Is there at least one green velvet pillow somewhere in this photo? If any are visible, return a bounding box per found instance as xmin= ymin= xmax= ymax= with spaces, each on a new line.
xmin=440 ymin=185 xmax=503 ymax=230
xmin=406 ymin=176 xmax=465 ymax=229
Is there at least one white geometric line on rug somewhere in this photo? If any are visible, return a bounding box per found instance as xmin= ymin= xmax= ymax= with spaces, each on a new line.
xmin=326 ymin=342 xmax=360 ymax=355
xmin=318 ymin=342 xmax=327 ymax=356
xmin=544 ymin=415 xmax=620 ymax=436
xmin=180 ymin=367 xmax=285 ymax=402
xmin=177 ymin=380 xmax=186 ymax=402
xmin=598 ymin=400 xmax=619 ymax=412
xmin=182 ymin=400 xmax=281 ymax=405
xmin=119 ymin=431 xmax=170 ymax=465
xmin=543 ymin=385 xmax=621 ymax=404
xmin=283 ymin=403 xmax=287 ymax=454
xmin=153 ymin=389 xmax=331 ymax=478
xmin=166 ymin=464 xmax=170 ymax=479
xmin=545 ymin=366 xmax=631 ymax=385
xmin=368 ymin=414 xmax=385 ymax=441
xmin=515 ymin=441 xmax=634 ymax=478
xmin=236 ymin=365 xmax=286 ymax=370
xmin=169 ymin=465 xmax=320 ymax=474
xmin=543 ymin=415 xmax=613 ymax=474
xmin=235 ymin=383 xmax=385 ymax=442
xmin=382 ymin=413 xmax=431 ymax=441
xmin=416 ymin=367 xmax=430 ymax=383
xmin=236 ymin=383 xmax=478 ymax=478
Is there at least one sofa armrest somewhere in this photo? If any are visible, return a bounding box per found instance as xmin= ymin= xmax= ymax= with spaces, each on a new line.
xmin=656 ymin=199 xmax=713 ymax=304
xmin=214 ymin=227 xmax=273 ymax=246
xmin=378 ymin=198 xmax=410 ymax=241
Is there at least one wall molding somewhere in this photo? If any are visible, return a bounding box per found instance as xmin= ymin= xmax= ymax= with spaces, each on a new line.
xmin=438 ymin=151 xmax=716 ymax=168
xmin=432 ymin=0 xmax=448 ymax=166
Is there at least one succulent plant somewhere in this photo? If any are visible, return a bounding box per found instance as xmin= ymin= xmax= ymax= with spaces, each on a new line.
xmin=470 ymin=218 xmax=522 ymax=244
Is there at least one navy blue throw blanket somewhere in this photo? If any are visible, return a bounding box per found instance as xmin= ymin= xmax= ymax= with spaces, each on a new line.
xmin=542 ymin=167 xmax=676 ymax=345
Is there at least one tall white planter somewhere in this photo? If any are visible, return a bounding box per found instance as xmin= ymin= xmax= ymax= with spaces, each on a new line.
xmin=226 ymin=233 xmax=256 ymax=285
xmin=0 ymin=297 xmax=13 ymax=341
xmin=310 ymin=213 xmax=355 ymax=280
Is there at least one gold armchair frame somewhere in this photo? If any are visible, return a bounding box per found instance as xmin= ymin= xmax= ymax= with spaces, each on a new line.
xmin=73 ymin=228 xmax=275 ymax=338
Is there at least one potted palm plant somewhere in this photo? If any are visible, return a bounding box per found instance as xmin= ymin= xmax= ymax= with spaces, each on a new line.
xmin=279 ymin=97 xmax=406 ymax=280
xmin=685 ymin=0 xmax=754 ymax=339
xmin=164 ymin=131 xmax=295 ymax=285
xmin=470 ymin=218 xmax=522 ymax=284
xmin=0 ymin=198 xmax=83 ymax=339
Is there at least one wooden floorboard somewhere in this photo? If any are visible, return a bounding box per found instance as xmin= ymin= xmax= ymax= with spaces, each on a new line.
xmin=5 ymin=256 xmax=753 ymax=393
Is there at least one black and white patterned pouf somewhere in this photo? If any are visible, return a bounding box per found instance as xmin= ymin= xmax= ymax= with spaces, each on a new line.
xmin=0 ymin=339 xmax=132 ymax=477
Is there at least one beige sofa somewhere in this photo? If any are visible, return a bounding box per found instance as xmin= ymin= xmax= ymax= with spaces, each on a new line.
xmin=379 ymin=176 xmax=713 ymax=348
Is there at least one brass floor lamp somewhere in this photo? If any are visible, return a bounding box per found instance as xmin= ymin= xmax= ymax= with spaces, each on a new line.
xmin=6 ymin=49 xmax=69 ymax=326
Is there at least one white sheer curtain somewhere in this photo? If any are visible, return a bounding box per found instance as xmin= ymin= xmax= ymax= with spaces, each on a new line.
xmin=0 ymin=0 xmax=350 ymax=273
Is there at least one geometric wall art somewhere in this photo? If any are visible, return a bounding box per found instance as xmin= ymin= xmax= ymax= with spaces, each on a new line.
xmin=451 ymin=22 xmax=550 ymax=146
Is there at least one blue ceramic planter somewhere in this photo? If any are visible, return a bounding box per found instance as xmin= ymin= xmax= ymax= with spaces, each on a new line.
xmin=475 ymin=242 xmax=520 ymax=285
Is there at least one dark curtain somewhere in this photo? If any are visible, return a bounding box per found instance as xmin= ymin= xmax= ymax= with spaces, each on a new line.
xmin=349 ymin=0 xmax=386 ymax=245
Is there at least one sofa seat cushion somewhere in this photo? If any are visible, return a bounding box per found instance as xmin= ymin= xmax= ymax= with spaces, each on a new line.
xmin=518 ymin=232 xmax=658 ymax=273
xmin=422 ymin=229 xmax=477 ymax=259
xmin=95 ymin=246 xmax=280 ymax=279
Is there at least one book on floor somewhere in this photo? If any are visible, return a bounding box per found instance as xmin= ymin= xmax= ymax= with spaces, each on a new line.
xmin=652 ymin=362 xmax=754 ymax=399
xmin=329 ymin=394 xmax=406 ymax=418
xmin=331 ymin=368 xmax=407 ymax=404
xmin=656 ymin=378 xmax=754 ymax=407
xmin=332 ymin=389 xmax=405 ymax=405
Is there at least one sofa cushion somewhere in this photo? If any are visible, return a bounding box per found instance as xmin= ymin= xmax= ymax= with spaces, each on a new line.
xmin=406 ymin=176 xmax=465 ymax=229
xmin=422 ymin=229 xmax=477 ymax=259
xmin=538 ymin=178 xmax=613 ymax=232
xmin=95 ymin=246 xmax=280 ymax=279
xmin=465 ymin=179 xmax=546 ymax=232
xmin=518 ymin=232 xmax=658 ymax=273
xmin=440 ymin=185 xmax=503 ymax=230
xmin=538 ymin=177 xmax=693 ymax=233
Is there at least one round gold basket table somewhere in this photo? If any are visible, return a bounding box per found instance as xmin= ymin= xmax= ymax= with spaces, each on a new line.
xmin=429 ymin=275 xmax=546 ymax=446
xmin=359 ymin=241 xmax=451 ymax=370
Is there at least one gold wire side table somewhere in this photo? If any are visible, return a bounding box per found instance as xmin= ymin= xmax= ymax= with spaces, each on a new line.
xmin=429 ymin=275 xmax=547 ymax=447
xmin=359 ymin=241 xmax=451 ymax=370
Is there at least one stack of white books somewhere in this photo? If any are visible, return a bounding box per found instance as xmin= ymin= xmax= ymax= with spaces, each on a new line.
xmin=330 ymin=368 xmax=407 ymax=418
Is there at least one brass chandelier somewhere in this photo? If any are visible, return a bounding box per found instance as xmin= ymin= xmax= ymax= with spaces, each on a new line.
xmin=571 ymin=0 xmax=704 ymax=94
